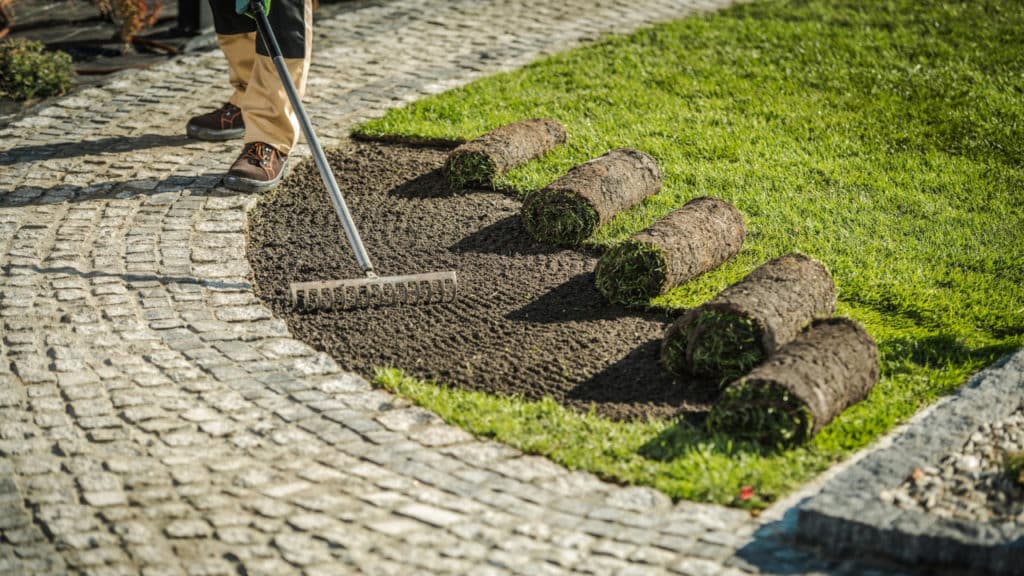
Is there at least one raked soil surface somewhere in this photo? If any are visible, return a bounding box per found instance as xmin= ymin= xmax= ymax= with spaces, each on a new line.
xmin=247 ymin=141 xmax=718 ymax=421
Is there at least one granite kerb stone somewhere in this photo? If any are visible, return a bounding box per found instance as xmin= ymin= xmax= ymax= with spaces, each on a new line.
xmin=795 ymin=348 xmax=1024 ymax=575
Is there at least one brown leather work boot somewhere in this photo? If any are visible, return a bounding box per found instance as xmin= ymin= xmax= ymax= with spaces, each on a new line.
xmin=186 ymin=102 xmax=245 ymax=141
xmin=224 ymin=142 xmax=288 ymax=193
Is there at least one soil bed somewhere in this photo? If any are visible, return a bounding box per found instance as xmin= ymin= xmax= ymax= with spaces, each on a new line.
xmin=248 ymin=141 xmax=717 ymax=421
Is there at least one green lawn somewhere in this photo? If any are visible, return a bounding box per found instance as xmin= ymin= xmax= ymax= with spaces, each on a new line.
xmin=355 ymin=0 xmax=1024 ymax=509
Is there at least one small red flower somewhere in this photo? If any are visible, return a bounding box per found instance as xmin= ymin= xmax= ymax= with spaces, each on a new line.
xmin=739 ymin=485 xmax=754 ymax=501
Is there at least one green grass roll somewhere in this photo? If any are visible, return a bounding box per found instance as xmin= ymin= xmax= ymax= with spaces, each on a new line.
xmin=595 ymin=197 xmax=745 ymax=306
xmin=522 ymin=148 xmax=661 ymax=246
xmin=444 ymin=118 xmax=567 ymax=190
xmin=661 ymin=253 xmax=836 ymax=386
xmin=706 ymin=317 xmax=880 ymax=446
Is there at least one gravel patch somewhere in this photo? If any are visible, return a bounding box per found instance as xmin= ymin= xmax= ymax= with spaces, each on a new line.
xmin=883 ymin=408 xmax=1024 ymax=524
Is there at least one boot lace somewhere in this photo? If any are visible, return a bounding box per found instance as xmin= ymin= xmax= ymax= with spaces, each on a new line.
xmin=219 ymin=103 xmax=241 ymax=126
xmin=244 ymin=143 xmax=274 ymax=168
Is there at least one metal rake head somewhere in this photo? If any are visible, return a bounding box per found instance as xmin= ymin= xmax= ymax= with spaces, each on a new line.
xmin=289 ymin=270 xmax=457 ymax=310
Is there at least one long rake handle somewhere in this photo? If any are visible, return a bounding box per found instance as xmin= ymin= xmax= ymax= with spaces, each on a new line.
xmin=250 ymin=0 xmax=376 ymax=274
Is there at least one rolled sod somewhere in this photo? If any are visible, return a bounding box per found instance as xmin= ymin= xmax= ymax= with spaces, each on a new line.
xmin=706 ymin=317 xmax=880 ymax=446
xmin=521 ymin=148 xmax=662 ymax=246
xmin=594 ymin=197 xmax=745 ymax=306
xmin=444 ymin=118 xmax=567 ymax=189
xmin=660 ymin=253 xmax=836 ymax=384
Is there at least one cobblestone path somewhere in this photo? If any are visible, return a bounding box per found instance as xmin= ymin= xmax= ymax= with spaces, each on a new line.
xmin=0 ymin=1 xmax=894 ymax=574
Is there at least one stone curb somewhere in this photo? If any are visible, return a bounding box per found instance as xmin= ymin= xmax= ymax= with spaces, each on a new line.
xmin=796 ymin=349 xmax=1024 ymax=575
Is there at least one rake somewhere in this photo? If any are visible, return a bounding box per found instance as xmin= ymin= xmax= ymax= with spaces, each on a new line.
xmin=248 ymin=0 xmax=457 ymax=309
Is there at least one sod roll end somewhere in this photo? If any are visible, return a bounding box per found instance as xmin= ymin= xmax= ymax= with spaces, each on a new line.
xmin=595 ymin=240 xmax=668 ymax=306
xmin=595 ymin=197 xmax=744 ymax=306
xmin=522 ymin=148 xmax=662 ymax=246
xmin=660 ymin=253 xmax=836 ymax=386
xmin=445 ymin=118 xmax=567 ymax=190
xmin=661 ymin=304 xmax=766 ymax=383
xmin=707 ymin=317 xmax=880 ymax=446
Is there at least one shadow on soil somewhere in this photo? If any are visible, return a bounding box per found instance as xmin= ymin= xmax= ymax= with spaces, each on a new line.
xmin=451 ymin=215 xmax=566 ymax=257
xmin=387 ymin=167 xmax=457 ymax=199
xmin=506 ymin=272 xmax=648 ymax=324
xmin=567 ymin=337 xmax=714 ymax=408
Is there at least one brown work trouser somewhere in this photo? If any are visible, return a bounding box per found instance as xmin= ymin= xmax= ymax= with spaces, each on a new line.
xmin=211 ymin=0 xmax=313 ymax=155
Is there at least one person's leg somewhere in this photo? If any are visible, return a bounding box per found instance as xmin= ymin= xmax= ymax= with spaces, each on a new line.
xmin=219 ymin=31 xmax=258 ymax=109
xmin=225 ymin=0 xmax=313 ymax=192
xmin=186 ymin=1 xmax=258 ymax=141
xmin=239 ymin=0 xmax=313 ymax=156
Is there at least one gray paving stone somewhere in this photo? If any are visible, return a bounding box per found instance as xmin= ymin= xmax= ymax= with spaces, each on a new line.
xmin=669 ymin=557 xmax=727 ymax=576
xmin=164 ymin=519 xmax=213 ymax=539
xmin=395 ymin=503 xmax=465 ymax=528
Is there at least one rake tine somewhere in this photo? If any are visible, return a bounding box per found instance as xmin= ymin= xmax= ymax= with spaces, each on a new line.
xmin=409 ymin=281 xmax=420 ymax=305
xmin=421 ymin=280 xmax=431 ymax=304
xmin=399 ymin=282 xmax=410 ymax=305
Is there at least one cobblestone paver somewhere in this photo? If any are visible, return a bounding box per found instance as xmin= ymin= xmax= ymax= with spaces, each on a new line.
xmin=1 ymin=1 xmax=907 ymax=574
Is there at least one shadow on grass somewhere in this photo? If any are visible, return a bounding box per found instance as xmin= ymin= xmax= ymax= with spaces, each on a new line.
xmin=637 ymin=415 xmax=784 ymax=464
xmin=879 ymin=333 xmax=1018 ymax=374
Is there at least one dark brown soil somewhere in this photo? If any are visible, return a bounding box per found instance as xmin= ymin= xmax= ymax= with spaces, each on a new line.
xmin=247 ymin=141 xmax=717 ymax=421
